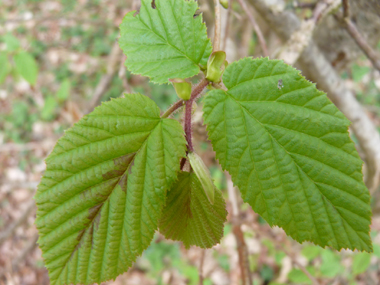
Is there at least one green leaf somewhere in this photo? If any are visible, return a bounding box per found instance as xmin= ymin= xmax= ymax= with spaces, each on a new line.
xmin=119 ymin=0 xmax=212 ymax=84
xmin=373 ymin=244 xmax=380 ymax=258
xmin=301 ymin=245 xmax=321 ymax=261
xmin=14 ymin=51 xmax=38 ymax=85
xmin=159 ymin=172 xmax=227 ymax=249
xmin=56 ymin=79 xmax=71 ymax=102
xmin=35 ymin=94 xmax=186 ymax=285
xmin=203 ymin=57 xmax=372 ymax=252
xmin=287 ymin=268 xmax=312 ymax=284
xmin=352 ymin=252 xmax=371 ymax=275
xmin=41 ymin=96 xmax=58 ymax=121
xmin=320 ymin=250 xmax=343 ymax=277
xmin=2 ymin=33 xmax=20 ymax=51
xmin=0 ymin=52 xmax=10 ymax=84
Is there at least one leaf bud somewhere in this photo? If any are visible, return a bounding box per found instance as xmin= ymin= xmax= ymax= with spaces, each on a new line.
xmin=206 ymin=51 xmax=228 ymax=83
xmin=219 ymin=0 xmax=229 ymax=9
xmin=170 ymin=78 xmax=192 ymax=101
xmin=188 ymin=152 xmax=215 ymax=204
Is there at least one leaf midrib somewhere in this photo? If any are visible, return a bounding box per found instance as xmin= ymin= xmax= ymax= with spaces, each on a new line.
xmin=136 ymin=1 xmax=201 ymax=68
xmin=226 ymin=93 xmax=370 ymax=248
xmin=50 ymin=120 xmax=165 ymax=284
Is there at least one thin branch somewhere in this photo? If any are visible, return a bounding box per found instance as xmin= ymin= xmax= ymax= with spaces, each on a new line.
xmin=198 ymin=249 xmax=206 ymax=285
xmin=12 ymin=234 xmax=39 ymax=270
xmin=162 ymin=79 xmax=209 ymax=119
xmin=293 ymin=260 xmax=320 ymax=285
xmin=0 ymin=233 xmax=39 ymax=279
xmin=161 ymin=100 xmax=185 ymax=118
xmin=222 ymin=0 xmax=232 ymax=51
xmin=87 ymin=41 xmax=122 ymax=113
xmin=0 ymin=140 xmax=55 ymax=152
xmin=293 ymin=1 xmax=317 ymax=9
xmin=118 ymin=54 xmax=132 ymax=94
xmin=184 ymin=79 xmax=210 ymax=152
xmin=213 ymin=0 xmax=221 ymax=51
xmin=342 ymin=0 xmax=349 ymax=19
xmin=277 ymin=0 xmax=340 ymax=64
xmin=338 ymin=1 xmax=380 ymax=72
xmin=0 ymin=200 xmax=35 ymax=246
xmin=227 ymin=176 xmax=252 ymax=285
xmin=190 ymin=78 xmax=210 ymax=101
xmin=185 ymin=99 xmax=195 ymax=152
xmin=236 ymin=0 xmax=269 ymax=57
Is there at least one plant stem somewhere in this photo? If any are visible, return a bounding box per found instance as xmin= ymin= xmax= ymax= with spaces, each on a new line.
xmin=339 ymin=0 xmax=380 ymax=72
xmin=184 ymin=78 xmax=210 ymax=152
xmin=161 ymin=100 xmax=185 ymax=118
xmin=236 ymin=0 xmax=269 ymax=57
xmin=342 ymin=0 xmax=349 ymax=19
xmin=161 ymin=78 xmax=209 ymax=151
xmin=213 ymin=0 xmax=221 ymax=51
xmin=185 ymin=100 xmax=194 ymax=152
xmin=222 ymin=0 xmax=232 ymax=51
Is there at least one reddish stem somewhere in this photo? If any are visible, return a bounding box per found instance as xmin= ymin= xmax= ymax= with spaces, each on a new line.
xmin=184 ymin=78 xmax=209 ymax=152
xmin=185 ymin=100 xmax=194 ymax=152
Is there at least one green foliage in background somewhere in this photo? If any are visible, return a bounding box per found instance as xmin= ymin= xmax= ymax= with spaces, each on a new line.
xmin=0 ymin=33 xmax=39 ymax=85
xmin=33 ymin=0 xmax=373 ymax=284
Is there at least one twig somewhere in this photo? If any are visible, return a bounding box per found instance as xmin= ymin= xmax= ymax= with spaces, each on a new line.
xmin=342 ymin=0 xmax=349 ymax=19
xmin=161 ymin=100 xmax=185 ymax=118
xmin=118 ymin=55 xmax=132 ymax=94
xmin=0 ymin=233 xmax=39 ymax=280
xmin=222 ymin=0 xmax=232 ymax=51
xmin=0 ymin=233 xmax=38 ymax=280
xmin=226 ymin=176 xmax=252 ymax=285
xmin=12 ymin=234 xmax=39 ymax=271
xmin=293 ymin=1 xmax=317 ymax=9
xmin=0 ymin=140 xmax=55 ymax=152
xmin=236 ymin=0 xmax=269 ymax=57
xmin=184 ymin=79 xmax=210 ymax=152
xmin=185 ymin=99 xmax=195 ymax=152
xmin=132 ymin=0 xmax=140 ymax=10
xmin=247 ymin=0 xmax=380 ymax=192
xmin=339 ymin=0 xmax=380 ymax=72
xmin=0 ymin=200 xmax=35 ymax=246
xmin=213 ymin=0 xmax=221 ymax=51
xmin=198 ymin=249 xmax=206 ymax=285
xmin=87 ymin=41 xmax=122 ymax=113
xmin=292 ymin=258 xmax=320 ymax=285
xmin=277 ymin=0 xmax=340 ymax=64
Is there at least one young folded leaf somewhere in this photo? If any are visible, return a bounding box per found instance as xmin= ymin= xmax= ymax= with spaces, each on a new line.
xmin=188 ymin=152 xmax=215 ymax=204
xmin=35 ymin=94 xmax=186 ymax=285
xmin=159 ymin=172 xmax=227 ymax=248
xmin=119 ymin=0 xmax=212 ymax=84
xmin=206 ymin=51 xmax=227 ymax=83
xmin=203 ymin=57 xmax=372 ymax=252
xmin=170 ymin=78 xmax=192 ymax=100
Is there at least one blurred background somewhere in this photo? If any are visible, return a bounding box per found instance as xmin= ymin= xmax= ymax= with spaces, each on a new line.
xmin=1 ymin=0 xmax=380 ymax=284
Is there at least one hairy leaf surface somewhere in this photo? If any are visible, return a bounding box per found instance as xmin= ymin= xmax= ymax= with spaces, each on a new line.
xmin=203 ymin=57 xmax=372 ymax=252
xmin=119 ymin=0 xmax=212 ymax=84
xmin=35 ymin=94 xmax=186 ymax=285
xmin=159 ymin=172 xmax=227 ymax=248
